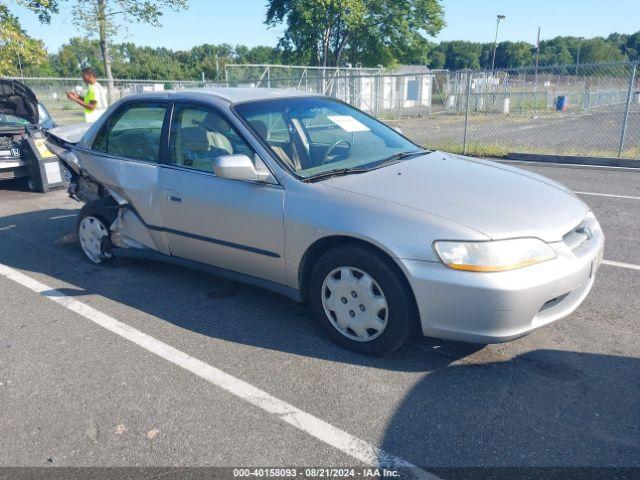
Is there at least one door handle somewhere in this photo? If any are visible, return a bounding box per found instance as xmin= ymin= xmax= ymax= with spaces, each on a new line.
xmin=164 ymin=189 xmax=183 ymax=203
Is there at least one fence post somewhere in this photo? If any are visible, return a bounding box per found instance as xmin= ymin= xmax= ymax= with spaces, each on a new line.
xmin=463 ymin=71 xmax=472 ymax=155
xmin=618 ymin=63 xmax=637 ymax=158
xmin=396 ymin=80 xmax=401 ymax=122
xmin=419 ymin=74 xmax=424 ymax=117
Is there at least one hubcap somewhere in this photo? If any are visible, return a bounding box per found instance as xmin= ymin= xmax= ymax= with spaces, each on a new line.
xmin=321 ymin=267 xmax=389 ymax=342
xmin=79 ymin=216 xmax=111 ymax=264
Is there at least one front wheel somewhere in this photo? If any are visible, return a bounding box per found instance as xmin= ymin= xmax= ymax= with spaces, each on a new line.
xmin=308 ymin=245 xmax=416 ymax=355
xmin=77 ymin=201 xmax=116 ymax=265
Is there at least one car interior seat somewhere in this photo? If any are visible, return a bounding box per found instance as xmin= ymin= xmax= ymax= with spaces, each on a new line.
xmin=249 ymin=119 xmax=298 ymax=171
xmin=201 ymin=113 xmax=234 ymax=155
xmin=179 ymin=126 xmax=223 ymax=171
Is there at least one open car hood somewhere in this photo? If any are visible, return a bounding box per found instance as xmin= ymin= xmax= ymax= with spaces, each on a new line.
xmin=0 ymin=79 xmax=39 ymax=125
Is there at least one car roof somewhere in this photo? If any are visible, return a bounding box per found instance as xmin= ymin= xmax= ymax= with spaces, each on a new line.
xmin=121 ymin=87 xmax=322 ymax=105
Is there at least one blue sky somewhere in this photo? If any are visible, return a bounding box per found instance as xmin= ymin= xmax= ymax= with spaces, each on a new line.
xmin=13 ymin=0 xmax=640 ymax=53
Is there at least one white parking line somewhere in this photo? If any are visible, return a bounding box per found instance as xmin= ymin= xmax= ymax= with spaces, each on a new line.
xmin=0 ymin=262 xmax=436 ymax=480
xmin=602 ymin=260 xmax=640 ymax=272
xmin=574 ymin=191 xmax=640 ymax=201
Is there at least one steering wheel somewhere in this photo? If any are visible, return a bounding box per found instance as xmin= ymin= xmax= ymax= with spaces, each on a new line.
xmin=320 ymin=139 xmax=352 ymax=165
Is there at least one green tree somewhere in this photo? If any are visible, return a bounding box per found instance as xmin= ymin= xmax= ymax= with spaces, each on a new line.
xmin=427 ymin=46 xmax=445 ymax=69
xmin=187 ymin=43 xmax=235 ymax=81
xmin=537 ymin=37 xmax=574 ymax=66
xmin=71 ymin=0 xmax=188 ymax=100
xmin=0 ymin=0 xmax=60 ymax=75
xmin=440 ymin=41 xmax=482 ymax=70
xmin=110 ymin=43 xmax=187 ymax=79
xmin=578 ymin=38 xmax=626 ymax=63
xmin=622 ymin=32 xmax=640 ymax=61
xmin=51 ymin=37 xmax=103 ymax=76
xmin=494 ymin=41 xmax=534 ymax=68
xmin=265 ymin=0 xmax=445 ymax=67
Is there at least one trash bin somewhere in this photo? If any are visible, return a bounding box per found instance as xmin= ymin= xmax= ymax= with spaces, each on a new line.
xmin=556 ymin=95 xmax=569 ymax=111
xmin=634 ymin=91 xmax=640 ymax=105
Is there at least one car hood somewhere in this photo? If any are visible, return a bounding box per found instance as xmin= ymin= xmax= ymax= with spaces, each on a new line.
xmin=321 ymin=151 xmax=588 ymax=242
xmin=0 ymin=80 xmax=39 ymax=125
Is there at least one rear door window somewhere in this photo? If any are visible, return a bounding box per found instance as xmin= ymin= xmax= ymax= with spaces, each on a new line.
xmin=93 ymin=103 xmax=167 ymax=162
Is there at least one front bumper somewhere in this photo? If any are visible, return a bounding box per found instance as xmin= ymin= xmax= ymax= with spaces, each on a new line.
xmin=0 ymin=158 xmax=28 ymax=179
xmin=402 ymin=216 xmax=604 ymax=343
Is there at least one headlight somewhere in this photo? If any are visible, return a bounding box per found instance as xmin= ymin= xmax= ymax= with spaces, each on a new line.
xmin=433 ymin=238 xmax=556 ymax=272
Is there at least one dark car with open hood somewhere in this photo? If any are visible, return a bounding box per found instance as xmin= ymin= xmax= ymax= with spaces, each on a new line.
xmin=0 ymin=79 xmax=56 ymax=187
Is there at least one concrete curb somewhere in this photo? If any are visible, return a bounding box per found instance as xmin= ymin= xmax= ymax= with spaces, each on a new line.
xmin=506 ymin=152 xmax=640 ymax=169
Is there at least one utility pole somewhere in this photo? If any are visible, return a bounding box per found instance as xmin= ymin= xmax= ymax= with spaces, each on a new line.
xmin=491 ymin=14 xmax=506 ymax=74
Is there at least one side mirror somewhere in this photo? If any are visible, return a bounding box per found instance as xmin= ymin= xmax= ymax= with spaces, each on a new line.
xmin=212 ymin=154 xmax=258 ymax=181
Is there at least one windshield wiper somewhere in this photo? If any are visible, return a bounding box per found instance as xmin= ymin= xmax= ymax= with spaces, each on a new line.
xmin=303 ymin=167 xmax=371 ymax=183
xmin=303 ymin=150 xmax=428 ymax=183
xmin=372 ymin=149 xmax=427 ymax=167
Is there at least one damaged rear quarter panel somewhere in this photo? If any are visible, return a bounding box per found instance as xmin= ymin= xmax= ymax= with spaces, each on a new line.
xmin=76 ymin=148 xmax=170 ymax=255
xmin=77 ymin=150 xmax=160 ymax=220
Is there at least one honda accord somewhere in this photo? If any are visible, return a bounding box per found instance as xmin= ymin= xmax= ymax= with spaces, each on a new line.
xmin=48 ymin=88 xmax=604 ymax=355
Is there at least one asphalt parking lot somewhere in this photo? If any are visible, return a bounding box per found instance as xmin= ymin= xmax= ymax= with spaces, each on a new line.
xmin=0 ymin=163 xmax=639 ymax=478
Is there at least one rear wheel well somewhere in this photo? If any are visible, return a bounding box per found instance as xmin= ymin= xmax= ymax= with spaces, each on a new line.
xmin=298 ymin=236 xmax=420 ymax=330
xmin=78 ymin=197 xmax=119 ymax=228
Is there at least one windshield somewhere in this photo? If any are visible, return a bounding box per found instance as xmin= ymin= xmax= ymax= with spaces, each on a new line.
xmin=0 ymin=104 xmax=52 ymax=128
xmin=234 ymin=97 xmax=423 ymax=178
xmin=38 ymin=103 xmax=55 ymax=129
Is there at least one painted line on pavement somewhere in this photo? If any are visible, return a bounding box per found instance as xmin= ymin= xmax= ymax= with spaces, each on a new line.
xmin=0 ymin=262 xmax=437 ymax=480
xmin=602 ymin=260 xmax=640 ymax=272
xmin=574 ymin=191 xmax=640 ymax=201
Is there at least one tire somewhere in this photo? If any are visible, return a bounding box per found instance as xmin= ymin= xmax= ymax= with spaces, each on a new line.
xmin=308 ymin=245 xmax=417 ymax=356
xmin=77 ymin=199 xmax=118 ymax=265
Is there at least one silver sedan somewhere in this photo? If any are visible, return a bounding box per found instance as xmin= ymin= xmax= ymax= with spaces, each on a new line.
xmin=49 ymin=88 xmax=604 ymax=355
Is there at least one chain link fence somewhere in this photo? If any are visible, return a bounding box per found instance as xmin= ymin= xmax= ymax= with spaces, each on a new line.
xmin=400 ymin=62 xmax=640 ymax=159
xmin=4 ymin=61 xmax=639 ymax=159
xmin=225 ymin=61 xmax=640 ymax=159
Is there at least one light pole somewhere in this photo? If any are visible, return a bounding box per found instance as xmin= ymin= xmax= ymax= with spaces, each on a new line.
xmin=491 ymin=14 xmax=506 ymax=74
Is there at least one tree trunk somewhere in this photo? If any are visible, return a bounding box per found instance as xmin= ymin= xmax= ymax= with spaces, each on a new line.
xmin=321 ymin=26 xmax=331 ymax=68
xmin=335 ymin=33 xmax=349 ymax=67
xmin=96 ymin=0 xmax=114 ymax=103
